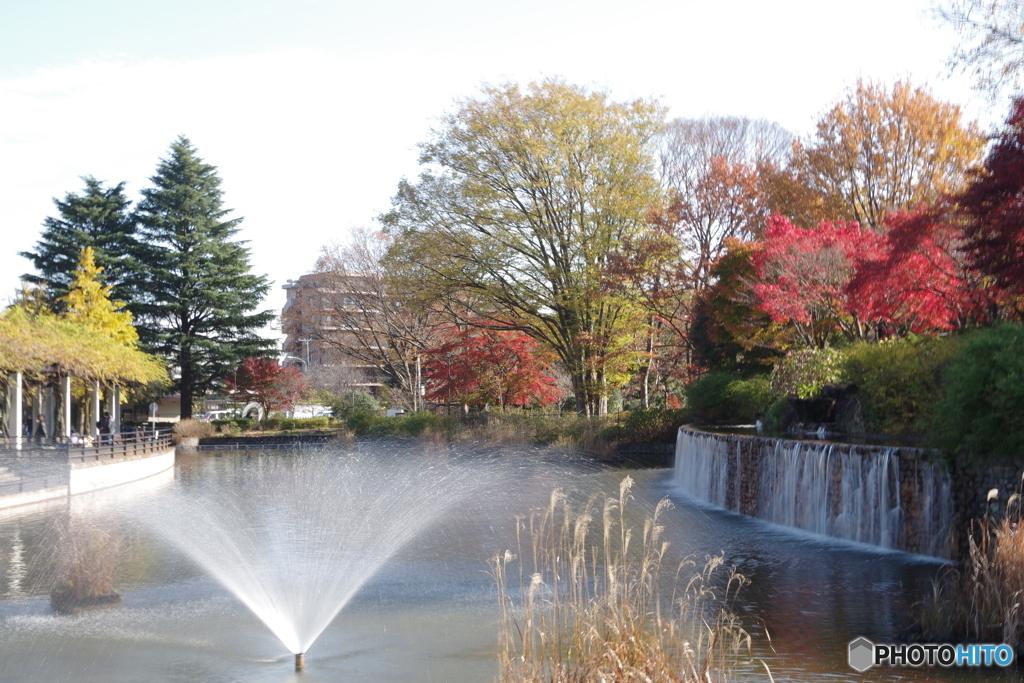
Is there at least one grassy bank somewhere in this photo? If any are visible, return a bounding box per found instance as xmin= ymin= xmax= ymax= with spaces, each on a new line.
xmin=199 ymin=409 xmax=691 ymax=453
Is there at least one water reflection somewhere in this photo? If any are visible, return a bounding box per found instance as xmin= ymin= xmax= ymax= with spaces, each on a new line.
xmin=0 ymin=448 xmax=1011 ymax=682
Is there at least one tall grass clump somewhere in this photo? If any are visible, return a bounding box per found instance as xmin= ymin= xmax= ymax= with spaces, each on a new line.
xmin=48 ymin=518 xmax=124 ymax=613
xmin=914 ymin=483 xmax=1024 ymax=649
xmin=172 ymin=418 xmax=214 ymax=440
xmin=492 ymin=477 xmax=761 ymax=682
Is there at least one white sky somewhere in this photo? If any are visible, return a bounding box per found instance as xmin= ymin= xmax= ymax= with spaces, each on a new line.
xmin=0 ymin=0 xmax=997 ymax=345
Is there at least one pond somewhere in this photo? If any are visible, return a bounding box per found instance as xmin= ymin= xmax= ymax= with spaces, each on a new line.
xmin=0 ymin=442 xmax=1006 ymax=682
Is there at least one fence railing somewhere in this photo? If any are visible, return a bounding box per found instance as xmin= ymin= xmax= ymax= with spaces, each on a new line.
xmin=66 ymin=431 xmax=174 ymax=463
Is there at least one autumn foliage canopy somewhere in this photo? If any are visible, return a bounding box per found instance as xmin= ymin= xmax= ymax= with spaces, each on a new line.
xmin=226 ymin=357 xmax=308 ymax=417
xmin=423 ymin=328 xmax=562 ymax=410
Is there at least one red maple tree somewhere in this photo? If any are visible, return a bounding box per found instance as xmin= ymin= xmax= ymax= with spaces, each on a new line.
xmin=226 ymin=357 xmax=308 ymax=418
xmin=845 ymin=209 xmax=994 ymax=333
xmin=422 ymin=328 xmax=562 ymax=410
xmin=752 ymin=215 xmax=878 ymax=347
xmin=955 ymin=98 xmax=1024 ymax=310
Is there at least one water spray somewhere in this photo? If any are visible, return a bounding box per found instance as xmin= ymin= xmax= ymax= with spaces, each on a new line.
xmin=295 ymin=652 xmax=305 ymax=670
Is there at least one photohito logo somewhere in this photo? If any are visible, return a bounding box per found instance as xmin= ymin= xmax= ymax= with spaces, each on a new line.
xmin=848 ymin=638 xmax=1015 ymax=671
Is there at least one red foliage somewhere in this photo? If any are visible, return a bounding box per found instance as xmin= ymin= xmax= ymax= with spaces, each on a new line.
xmin=846 ymin=209 xmax=993 ymax=332
xmin=752 ymin=215 xmax=877 ymax=346
xmin=226 ymin=357 xmax=308 ymax=416
xmin=422 ymin=328 xmax=562 ymax=409
xmin=955 ymin=98 xmax=1024 ymax=303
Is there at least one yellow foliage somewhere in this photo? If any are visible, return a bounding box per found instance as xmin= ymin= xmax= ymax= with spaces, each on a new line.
xmin=0 ymin=307 xmax=166 ymax=386
xmin=767 ymin=79 xmax=985 ymax=231
xmin=62 ymin=247 xmax=139 ymax=347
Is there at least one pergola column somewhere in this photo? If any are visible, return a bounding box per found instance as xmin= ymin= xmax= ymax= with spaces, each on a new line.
xmin=90 ymin=381 xmax=101 ymax=437
xmin=110 ymin=386 xmax=121 ymax=435
xmin=8 ymin=372 xmax=23 ymax=450
xmin=61 ymin=375 xmax=72 ymax=439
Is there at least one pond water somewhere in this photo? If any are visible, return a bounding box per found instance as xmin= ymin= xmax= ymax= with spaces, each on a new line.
xmin=0 ymin=442 xmax=1012 ymax=682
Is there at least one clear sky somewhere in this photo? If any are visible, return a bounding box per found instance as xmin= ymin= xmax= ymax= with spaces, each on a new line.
xmin=0 ymin=0 xmax=993 ymax=343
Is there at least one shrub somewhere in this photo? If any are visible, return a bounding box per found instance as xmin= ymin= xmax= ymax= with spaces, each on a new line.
xmin=685 ymin=372 xmax=774 ymax=423
xmin=233 ymin=418 xmax=255 ymax=431
xmin=217 ymin=422 xmax=240 ymax=436
xmin=344 ymin=409 xmax=379 ymax=436
xmin=770 ymin=348 xmax=843 ymax=399
xmin=172 ymin=419 xmax=214 ymax=439
xmin=328 ymin=391 xmax=380 ymax=415
xmin=604 ymin=409 xmax=689 ymax=444
xmin=841 ymin=336 xmax=959 ymax=435
xmin=927 ymin=324 xmax=1024 ymax=461
xmin=762 ymin=396 xmax=789 ymax=432
xmin=261 ymin=417 xmax=281 ymax=431
xmin=369 ymin=411 xmax=454 ymax=438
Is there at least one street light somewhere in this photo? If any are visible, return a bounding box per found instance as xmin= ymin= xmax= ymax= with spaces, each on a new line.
xmin=446 ymin=352 xmax=452 ymax=416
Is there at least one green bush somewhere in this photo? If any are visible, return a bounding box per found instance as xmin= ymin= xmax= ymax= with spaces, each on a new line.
xmin=324 ymin=391 xmax=380 ymax=416
xmin=841 ymin=336 xmax=959 ymax=435
xmin=685 ymin=372 xmax=774 ymax=423
xmin=370 ymin=411 xmax=454 ymax=438
xmin=233 ymin=418 xmax=255 ymax=430
xmin=762 ymin=396 xmax=789 ymax=432
xmin=344 ymin=409 xmax=380 ymax=436
xmin=261 ymin=417 xmax=282 ymax=431
xmin=604 ymin=409 xmax=689 ymax=443
xmin=927 ymin=324 xmax=1024 ymax=461
xmin=770 ymin=348 xmax=843 ymax=399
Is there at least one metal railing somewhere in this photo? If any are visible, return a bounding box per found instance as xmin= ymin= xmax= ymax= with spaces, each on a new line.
xmin=196 ymin=441 xmax=319 ymax=452
xmin=66 ymin=430 xmax=174 ymax=463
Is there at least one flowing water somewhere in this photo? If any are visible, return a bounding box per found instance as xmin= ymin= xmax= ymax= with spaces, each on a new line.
xmin=0 ymin=442 xmax=1009 ymax=682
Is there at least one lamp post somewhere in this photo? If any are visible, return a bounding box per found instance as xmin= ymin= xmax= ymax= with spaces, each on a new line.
xmin=446 ymin=352 xmax=452 ymax=416
xmin=298 ymin=337 xmax=312 ymax=372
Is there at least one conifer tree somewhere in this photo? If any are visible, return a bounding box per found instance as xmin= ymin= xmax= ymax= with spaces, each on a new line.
xmin=19 ymin=177 xmax=137 ymax=308
xmin=134 ymin=136 xmax=274 ymax=418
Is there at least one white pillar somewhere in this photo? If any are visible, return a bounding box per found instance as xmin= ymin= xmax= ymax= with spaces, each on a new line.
xmin=9 ymin=372 xmax=23 ymax=450
xmin=44 ymin=386 xmax=55 ymax=444
xmin=61 ymin=375 xmax=72 ymax=439
xmin=111 ymin=385 xmax=121 ymax=435
xmin=90 ymin=381 xmax=101 ymax=437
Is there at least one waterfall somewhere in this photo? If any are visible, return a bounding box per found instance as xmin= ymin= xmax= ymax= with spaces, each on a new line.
xmin=673 ymin=428 xmax=953 ymax=558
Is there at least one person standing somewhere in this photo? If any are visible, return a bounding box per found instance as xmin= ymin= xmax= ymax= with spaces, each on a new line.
xmin=35 ymin=414 xmax=47 ymax=445
xmin=97 ymin=412 xmax=112 ymax=445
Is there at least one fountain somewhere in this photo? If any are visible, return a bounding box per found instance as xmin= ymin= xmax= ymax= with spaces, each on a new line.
xmin=136 ymin=451 xmax=477 ymax=669
xmin=0 ymin=444 xmax=962 ymax=682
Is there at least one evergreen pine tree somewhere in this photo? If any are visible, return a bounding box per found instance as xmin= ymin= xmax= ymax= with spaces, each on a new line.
xmin=19 ymin=176 xmax=137 ymax=309
xmin=134 ymin=136 xmax=274 ymax=418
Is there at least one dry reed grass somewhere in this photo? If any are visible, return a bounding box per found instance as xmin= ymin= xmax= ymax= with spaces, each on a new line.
xmin=916 ymin=479 xmax=1024 ymax=648
xmin=172 ymin=418 xmax=215 ymax=440
xmin=48 ymin=519 xmax=123 ymax=606
xmin=492 ymin=477 xmax=762 ymax=682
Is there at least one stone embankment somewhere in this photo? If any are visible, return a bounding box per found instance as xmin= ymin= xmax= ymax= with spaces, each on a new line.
xmin=674 ymin=426 xmax=1024 ymax=560
xmin=0 ymin=437 xmax=175 ymax=511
